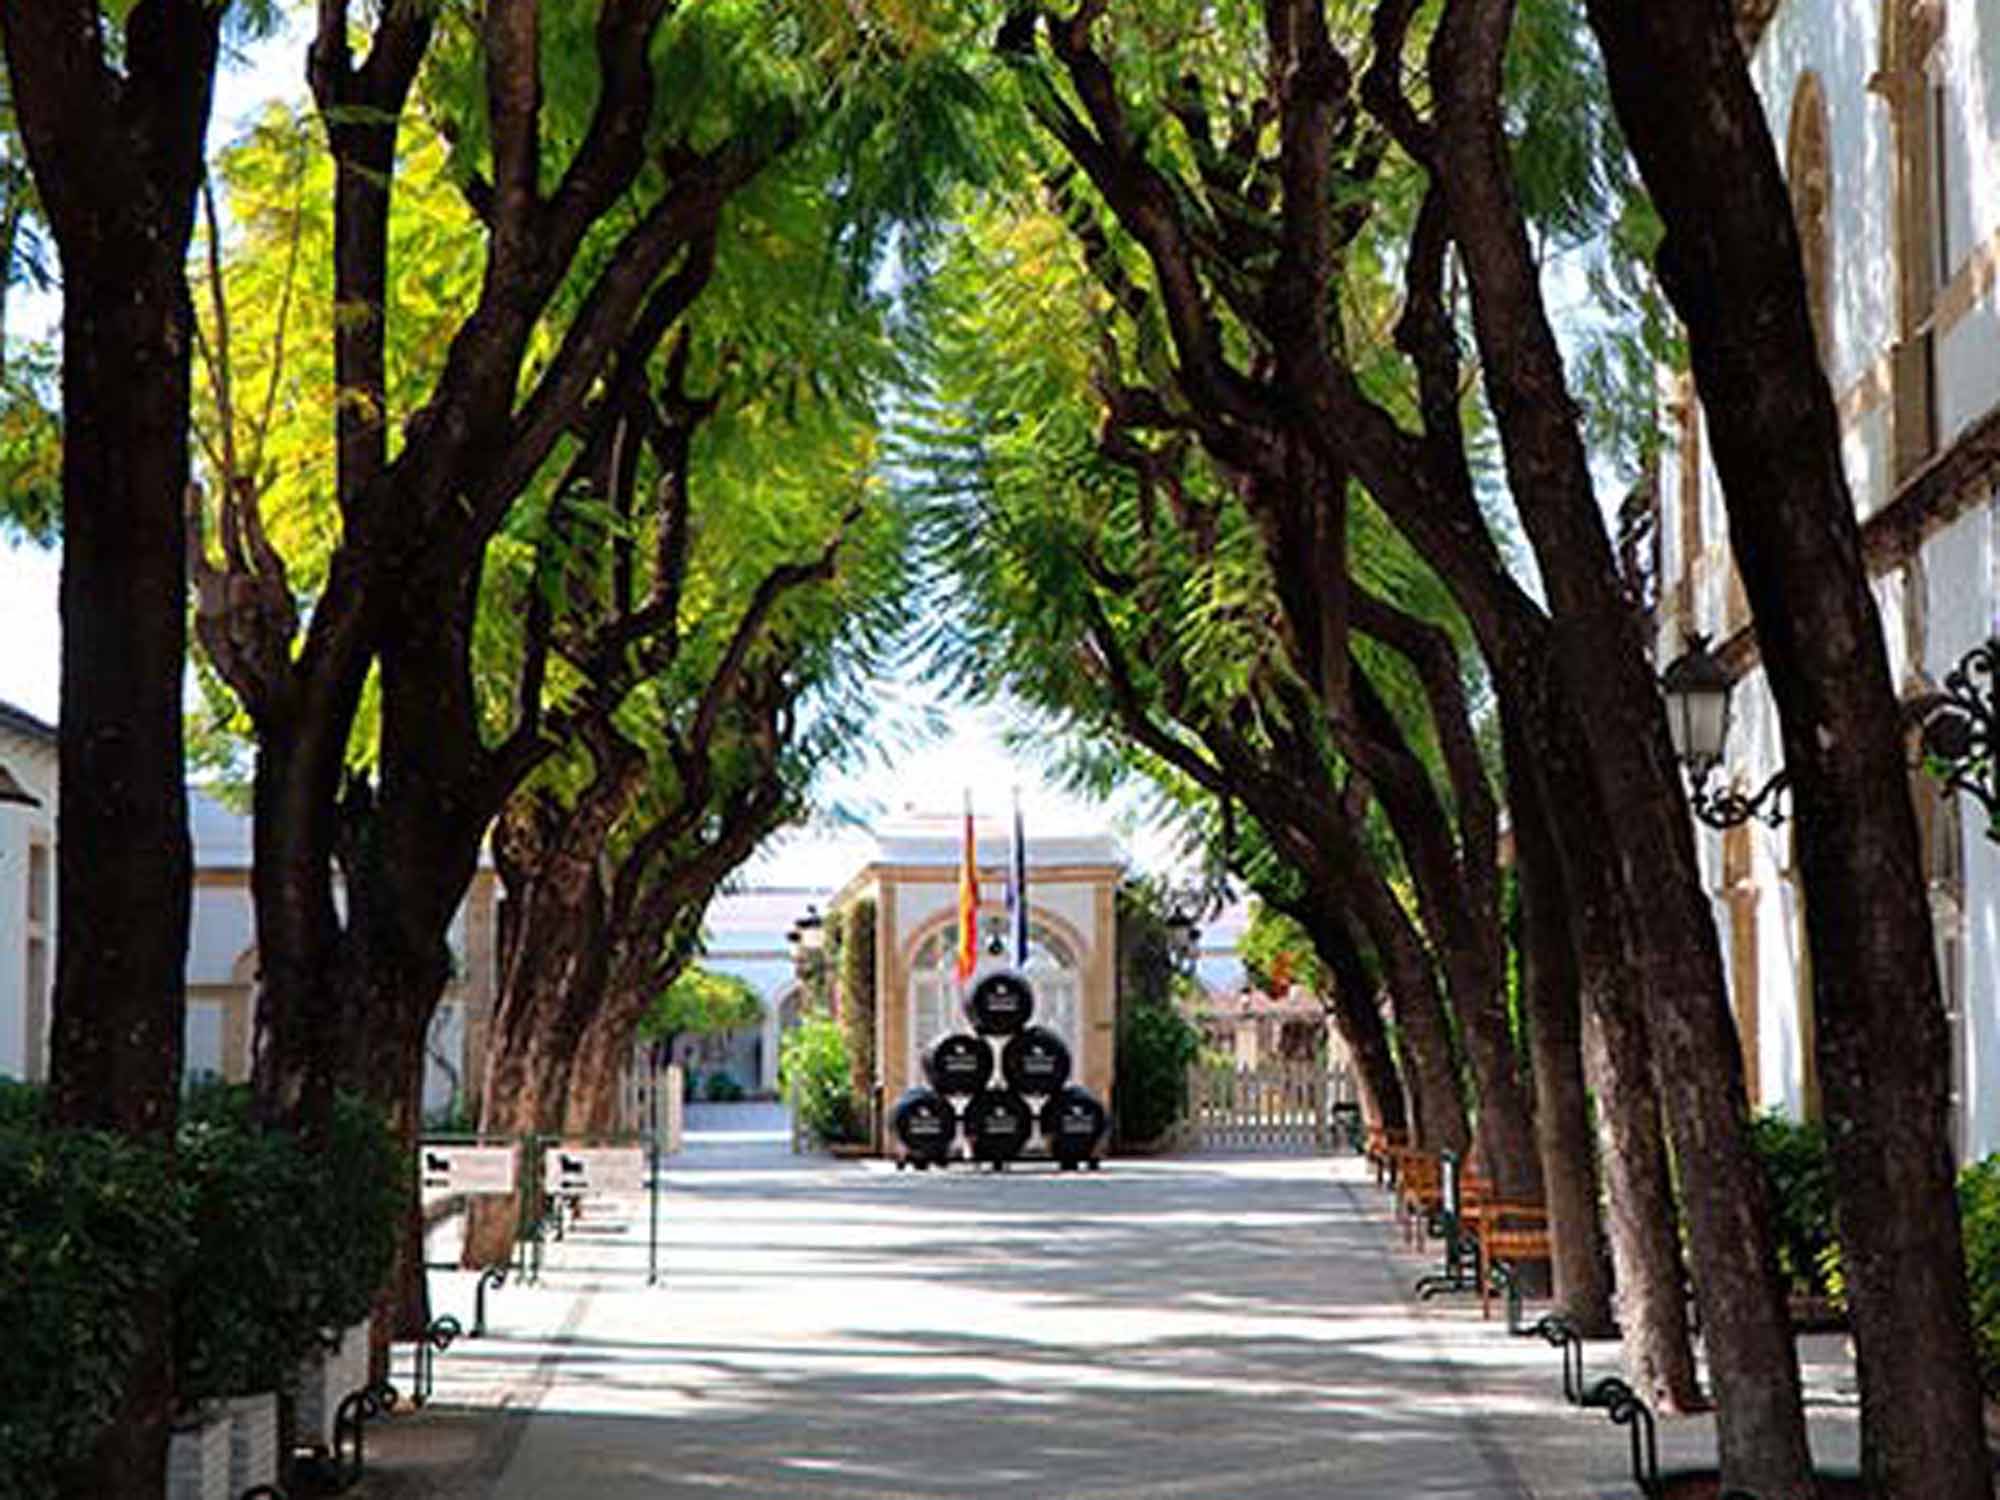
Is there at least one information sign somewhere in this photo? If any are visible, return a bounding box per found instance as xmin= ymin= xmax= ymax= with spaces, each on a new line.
xmin=417 ymin=1144 xmax=517 ymax=1196
xmin=543 ymin=1145 xmax=648 ymax=1196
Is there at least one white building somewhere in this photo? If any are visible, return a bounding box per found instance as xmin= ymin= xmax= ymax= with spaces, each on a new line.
xmin=0 ymin=701 xmax=55 ymax=1083
xmin=0 ymin=734 xmax=1260 ymax=1115
xmin=1649 ymin=0 xmax=2000 ymax=1160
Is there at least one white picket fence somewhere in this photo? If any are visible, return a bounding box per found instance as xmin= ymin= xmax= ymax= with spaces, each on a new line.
xmin=1184 ymin=1063 xmax=1351 ymax=1153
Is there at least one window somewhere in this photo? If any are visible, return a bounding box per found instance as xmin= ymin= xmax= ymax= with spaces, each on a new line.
xmin=1878 ymin=0 xmax=1946 ymax=479
xmin=26 ymin=842 xmax=49 ymax=926
xmin=184 ymin=1000 xmax=225 ymax=1088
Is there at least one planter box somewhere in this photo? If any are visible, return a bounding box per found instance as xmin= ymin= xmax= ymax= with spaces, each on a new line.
xmin=291 ymin=1319 xmax=372 ymax=1450
xmin=225 ymin=1392 xmax=278 ymax=1492
xmin=166 ymin=1408 xmax=230 ymax=1500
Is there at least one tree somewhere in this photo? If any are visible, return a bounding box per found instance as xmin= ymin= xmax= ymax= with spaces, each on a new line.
xmin=0 ymin=4 xmax=239 ymax=1492
xmin=1238 ymin=902 xmax=1323 ymax=998
xmin=186 ymin=0 xmax=961 ymax=1345
xmin=1582 ymin=2 xmax=1992 ymax=1492
xmin=639 ymin=965 xmax=762 ymax=1070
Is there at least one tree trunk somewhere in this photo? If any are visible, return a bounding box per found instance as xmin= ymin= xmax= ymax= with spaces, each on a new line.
xmin=1583 ymin=6 xmax=1991 ymax=1492
xmin=565 ymin=1004 xmax=642 ymax=1137
xmin=1296 ymin=900 xmax=1407 ymax=1141
xmin=1506 ymin=728 xmax=1612 ymax=1334
xmin=3 ymin=8 xmax=225 ymax=1493
xmin=1349 ymin=867 xmax=1469 ymax=1158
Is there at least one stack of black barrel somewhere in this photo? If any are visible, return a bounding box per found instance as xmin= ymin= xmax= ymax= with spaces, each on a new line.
xmin=892 ymin=969 xmax=1109 ymax=1172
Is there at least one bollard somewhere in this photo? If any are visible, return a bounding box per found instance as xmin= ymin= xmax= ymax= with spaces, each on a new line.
xmin=473 ymin=1264 xmax=508 ymax=1338
xmin=409 ymin=1313 xmax=462 ymax=1406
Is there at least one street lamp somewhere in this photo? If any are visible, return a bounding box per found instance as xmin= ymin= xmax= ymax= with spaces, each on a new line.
xmin=1908 ymin=640 xmax=2000 ymax=838
xmin=0 ymin=763 xmax=37 ymax=808
xmin=787 ymin=904 xmax=826 ymax=983
xmin=1164 ymin=906 xmax=1200 ymax=971
xmin=1659 ymin=634 xmax=1789 ymax=829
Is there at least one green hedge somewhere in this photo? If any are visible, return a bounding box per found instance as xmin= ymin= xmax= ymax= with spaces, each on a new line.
xmin=1748 ymin=1112 xmax=1840 ymax=1299
xmin=0 ymin=1120 xmax=189 ymax=1495
xmin=840 ymin=898 xmax=877 ymax=1118
xmin=0 ymin=1085 xmax=403 ymax=1498
xmin=782 ymin=1016 xmax=860 ymax=1146
xmin=1960 ymin=1154 xmax=2000 ymax=1397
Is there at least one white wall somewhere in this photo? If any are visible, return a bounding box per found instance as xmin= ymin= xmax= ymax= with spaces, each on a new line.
xmin=0 ymin=725 xmax=56 ymax=1083
xmin=1660 ymin=0 xmax=2000 ymax=1160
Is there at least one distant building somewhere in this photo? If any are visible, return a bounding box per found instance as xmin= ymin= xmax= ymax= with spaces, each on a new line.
xmin=0 ymin=746 xmax=1274 ymax=1131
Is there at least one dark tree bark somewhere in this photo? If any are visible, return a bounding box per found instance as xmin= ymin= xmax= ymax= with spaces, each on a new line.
xmin=1503 ymin=723 xmax=1612 ymax=1335
xmin=1275 ymin=893 xmax=1407 ymax=1141
xmin=1509 ymin=698 xmax=1702 ymax=1406
xmin=1583 ymin=3 xmax=1990 ymax=1491
xmin=463 ymin=747 xmax=631 ymax=1268
xmin=3 ymin=6 xmax=220 ymax=1495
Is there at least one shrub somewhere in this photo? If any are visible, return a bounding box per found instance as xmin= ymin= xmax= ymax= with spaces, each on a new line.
xmin=704 ymin=1071 xmax=745 ymax=1103
xmin=840 ymin=898 xmax=877 ymax=1113
xmin=1959 ymin=1153 xmax=2000 ymax=1397
xmin=782 ymin=1016 xmax=860 ymax=1146
xmin=297 ymin=1093 xmax=406 ymax=1333
xmin=1748 ymin=1112 xmax=1839 ymax=1299
xmin=172 ymin=1087 xmax=402 ymax=1398
xmin=175 ymin=1087 xmax=322 ymax=1401
xmin=0 ymin=1124 xmax=189 ymax=1499
xmin=0 ymin=1077 xmax=43 ymax=1128
xmin=1115 ymin=1002 xmax=1201 ymax=1146
xmin=0 ymin=1086 xmax=404 ymax=1493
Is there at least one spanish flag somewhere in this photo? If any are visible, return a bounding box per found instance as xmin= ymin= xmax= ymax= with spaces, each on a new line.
xmin=955 ymin=791 xmax=979 ymax=986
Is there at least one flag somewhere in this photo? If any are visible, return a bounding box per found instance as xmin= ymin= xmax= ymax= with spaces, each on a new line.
xmin=1005 ymin=789 xmax=1028 ymax=967
xmin=955 ymin=791 xmax=979 ymax=986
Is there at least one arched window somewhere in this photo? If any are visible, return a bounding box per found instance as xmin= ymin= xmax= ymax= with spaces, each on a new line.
xmin=1786 ymin=74 xmax=1833 ymax=366
xmin=908 ymin=918 xmax=1080 ymax=1078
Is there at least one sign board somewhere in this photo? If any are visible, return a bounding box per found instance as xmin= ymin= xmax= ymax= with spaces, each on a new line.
xmin=543 ymin=1145 xmax=648 ymax=1196
xmin=418 ymin=1144 xmax=517 ymax=1197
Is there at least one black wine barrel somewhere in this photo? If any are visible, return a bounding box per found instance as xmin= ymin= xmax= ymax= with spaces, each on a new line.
xmin=892 ymin=1087 xmax=956 ymax=1166
xmin=1000 ymin=1025 xmax=1071 ymax=1096
xmin=924 ymin=1032 xmax=993 ymax=1096
xmin=965 ymin=969 xmax=1034 ymax=1036
xmin=960 ymin=1088 xmax=1032 ymax=1164
xmin=1040 ymin=1084 xmax=1109 ymax=1166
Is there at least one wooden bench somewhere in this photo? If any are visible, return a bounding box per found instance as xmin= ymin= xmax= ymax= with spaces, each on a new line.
xmin=1365 ymin=1125 xmax=1409 ymax=1187
xmin=1393 ymin=1148 xmax=1444 ymax=1247
xmin=1415 ymin=1153 xmax=1491 ymax=1296
xmin=1475 ymin=1200 xmax=1553 ymax=1320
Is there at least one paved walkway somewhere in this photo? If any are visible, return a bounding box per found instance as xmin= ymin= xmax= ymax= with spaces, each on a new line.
xmin=366 ymin=1114 xmax=1865 ymax=1499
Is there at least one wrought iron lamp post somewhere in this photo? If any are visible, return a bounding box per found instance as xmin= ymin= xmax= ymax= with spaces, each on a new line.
xmin=787 ymin=904 xmax=827 ymax=990
xmin=1908 ymin=640 xmax=2000 ymax=840
xmin=0 ymin=763 xmax=37 ymax=807
xmin=1659 ymin=634 xmax=1790 ymax=829
xmin=1163 ymin=904 xmax=1201 ymax=975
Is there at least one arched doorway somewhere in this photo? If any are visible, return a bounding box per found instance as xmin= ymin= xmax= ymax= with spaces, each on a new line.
xmin=906 ymin=917 xmax=1081 ymax=1080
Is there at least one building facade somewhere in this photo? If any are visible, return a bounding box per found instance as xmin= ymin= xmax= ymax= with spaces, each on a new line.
xmin=830 ymin=816 xmax=1127 ymax=1113
xmin=1650 ymin=0 xmax=2000 ymax=1159
xmin=0 ymin=702 xmax=55 ymax=1083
